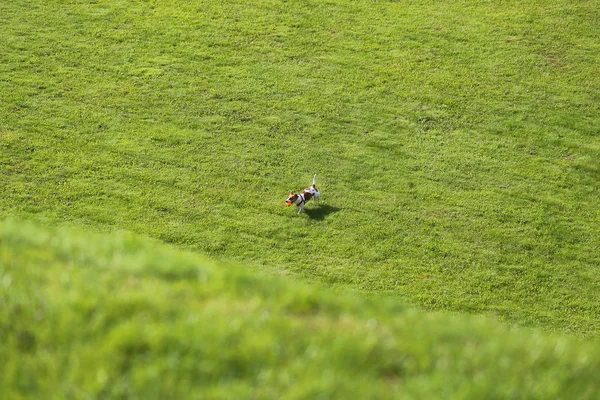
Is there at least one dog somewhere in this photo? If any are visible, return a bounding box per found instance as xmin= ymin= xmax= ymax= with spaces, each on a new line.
xmin=286 ymin=174 xmax=320 ymax=214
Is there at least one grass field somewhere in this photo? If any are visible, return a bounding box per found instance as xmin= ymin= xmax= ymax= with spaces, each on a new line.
xmin=1 ymin=0 xmax=600 ymax=395
xmin=2 ymin=221 xmax=600 ymax=399
xmin=2 ymin=0 xmax=599 ymax=333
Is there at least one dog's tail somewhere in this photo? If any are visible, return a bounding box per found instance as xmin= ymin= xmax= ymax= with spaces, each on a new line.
xmin=312 ymin=174 xmax=317 ymax=188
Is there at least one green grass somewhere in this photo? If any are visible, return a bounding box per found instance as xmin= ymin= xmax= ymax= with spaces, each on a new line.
xmin=1 ymin=0 xmax=599 ymax=338
xmin=2 ymin=220 xmax=600 ymax=399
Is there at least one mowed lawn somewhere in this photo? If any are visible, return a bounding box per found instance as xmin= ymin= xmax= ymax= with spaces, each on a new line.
xmin=1 ymin=0 xmax=599 ymax=335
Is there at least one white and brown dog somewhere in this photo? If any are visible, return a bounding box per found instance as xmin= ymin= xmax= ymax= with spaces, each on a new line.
xmin=286 ymin=174 xmax=320 ymax=214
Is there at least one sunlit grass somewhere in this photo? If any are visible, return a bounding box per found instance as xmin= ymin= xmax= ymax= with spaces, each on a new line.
xmin=1 ymin=0 xmax=599 ymax=338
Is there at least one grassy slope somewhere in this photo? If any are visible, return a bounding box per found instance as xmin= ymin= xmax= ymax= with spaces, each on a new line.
xmin=1 ymin=220 xmax=600 ymax=399
xmin=1 ymin=0 xmax=599 ymax=336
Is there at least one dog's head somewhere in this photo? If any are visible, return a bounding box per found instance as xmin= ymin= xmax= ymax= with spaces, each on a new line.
xmin=285 ymin=192 xmax=298 ymax=207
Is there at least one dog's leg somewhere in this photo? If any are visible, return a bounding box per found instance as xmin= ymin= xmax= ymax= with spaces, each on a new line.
xmin=297 ymin=204 xmax=304 ymax=214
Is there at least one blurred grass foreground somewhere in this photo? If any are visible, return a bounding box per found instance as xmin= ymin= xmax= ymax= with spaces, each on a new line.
xmin=1 ymin=220 xmax=599 ymax=399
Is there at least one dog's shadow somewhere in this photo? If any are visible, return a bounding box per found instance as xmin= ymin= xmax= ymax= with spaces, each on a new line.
xmin=304 ymin=204 xmax=340 ymax=221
